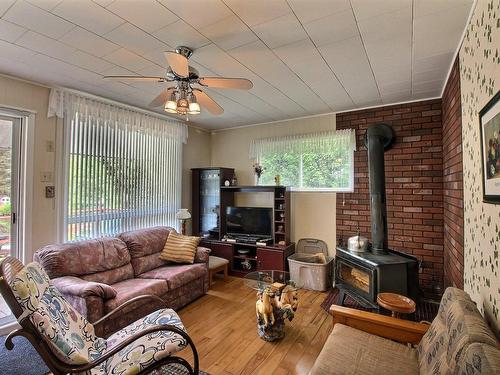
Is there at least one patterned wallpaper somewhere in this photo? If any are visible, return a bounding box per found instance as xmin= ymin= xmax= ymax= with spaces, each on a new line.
xmin=460 ymin=0 xmax=500 ymax=337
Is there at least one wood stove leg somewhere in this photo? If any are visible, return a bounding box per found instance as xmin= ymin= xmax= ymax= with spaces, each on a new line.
xmin=338 ymin=291 xmax=347 ymax=306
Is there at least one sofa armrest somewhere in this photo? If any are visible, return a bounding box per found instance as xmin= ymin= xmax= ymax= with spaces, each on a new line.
xmin=52 ymin=276 xmax=117 ymax=300
xmin=330 ymin=305 xmax=429 ymax=345
xmin=194 ymin=246 xmax=210 ymax=264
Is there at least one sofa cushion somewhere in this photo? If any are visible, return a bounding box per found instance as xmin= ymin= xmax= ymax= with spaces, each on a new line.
xmin=309 ymin=324 xmax=418 ymax=375
xmin=118 ymin=226 xmax=173 ymax=275
xmin=35 ymin=238 xmax=133 ymax=285
xmin=138 ymin=264 xmax=207 ymax=290
xmin=159 ymin=232 xmax=200 ymax=264
xmin=105 ymin=278 xmax=168 ymax=313
xmin=417 ymin=287 xmax=499 ymax=374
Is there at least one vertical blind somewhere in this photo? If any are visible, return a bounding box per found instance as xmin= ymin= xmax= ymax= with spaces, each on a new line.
xmin=54 ymin=90 xmax=188 ymax=241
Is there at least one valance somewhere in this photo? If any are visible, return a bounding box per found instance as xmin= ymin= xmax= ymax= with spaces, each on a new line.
xmin=48 ymin=88 xmax=188 ymax=144
xmin=249 ymin=129 xmax=356 ymax=159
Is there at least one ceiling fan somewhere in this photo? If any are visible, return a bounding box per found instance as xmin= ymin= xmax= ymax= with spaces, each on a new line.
xmin=104 ymin=46 xmax=253 ymax=118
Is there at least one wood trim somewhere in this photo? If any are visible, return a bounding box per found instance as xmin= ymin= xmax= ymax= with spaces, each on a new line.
xmin=329 ymin=305 xmax=429 ymax=345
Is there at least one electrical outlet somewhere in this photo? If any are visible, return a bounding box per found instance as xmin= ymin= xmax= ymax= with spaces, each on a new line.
xmin=40 ymin=171 xmax=53 ymax=183
xmin=45 ymin=186 xmax=55 ymax=199
xmin=46 ymin=140 xmax=54 ymax=152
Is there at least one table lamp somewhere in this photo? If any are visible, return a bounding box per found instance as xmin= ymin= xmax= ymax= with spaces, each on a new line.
xmin=176 ymin=208 xmax=191 ymax=235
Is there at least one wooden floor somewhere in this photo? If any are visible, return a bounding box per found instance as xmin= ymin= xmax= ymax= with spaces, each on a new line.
xmin=177 ymin=277 xmax=332 ymax=375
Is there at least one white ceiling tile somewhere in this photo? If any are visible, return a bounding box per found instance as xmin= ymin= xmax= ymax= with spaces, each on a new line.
xmin=414 ymin=52 xmax=453 ymax=74
xmin=304 ymin=9 xmax=358 ymax=47
xmin=106 ymin=0 xmax=178 ymax=33
xmin=320 ymin=36 xmax=380 ymax=105
xmin=357 ymin=8 xmax=411 ymax=44
xmin=159 ymin=0 xmax=232 ymax=29
xmin=52 ymin=0 xmax=125 ymax=35
xmin=102 ymin=48 xmax=152 ymax=71
xmin=224 ymin=0 xmax=290 ymax=27
xmin=200 ymin=15 xmax=257 ymax=51
xmin=413 ymin=4 xmax=471 ymax=59
xmin=26 ymin=0 xmax=62 ymax=11
xmin=0 ymin=0 xmax=15 ymax=17
xmin=59 ymin=27 xmax=120 ymax=57
xmin=3 ymin=0 xmax=74 ymax=39
xmin=415 ymin=0 xmax=473 ymax=18
xmin=92 ymin=0 xmax=115 ymax=6
xmin=106 ymin=22 xmax=169 ymax=56
xmin=0 ymin=39 xmax=37 ymax=61
xmin=0 ymin=19 xmax=26 ymax=43
xmin=351 ymin=0 xmax=411 ymax=21
xmin=288 ymin=0 xmax=351 ymax=24
xmin=375 ymin=66 xmax=411 ymax=85
xmin=62 ymin=50 xmax=114 ymax=73
xmin=413 ymin=79 xmax=444 ymax=94
xmin=381 ymin=90 xmax=412 ymax=103
xmin=274 ymin=39 xmax=353 ymax=110
xmin=16 ymin=30 xmax=76 ymax=60
xmin=414 ymin=69 xmax=448 ymax=84
xmin=30 ymin=53 xmax=103 ymax=81
xmin=378 ymin=80 xmax=411 ymax=94
xmin=252 ymin=13 xmax=307 ymax=49
xmin=153 ymin=19 xmax=209 ymax=50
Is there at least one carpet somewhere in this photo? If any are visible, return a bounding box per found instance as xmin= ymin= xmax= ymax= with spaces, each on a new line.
xmin=321 ymin=287 xmax=439 ymax=322
xmin=0 ymin=335 xmax=209 ymax=375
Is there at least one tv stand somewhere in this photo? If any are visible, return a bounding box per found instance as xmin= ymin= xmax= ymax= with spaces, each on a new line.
xmin=200 ymin=238 xmax=295 ymax=277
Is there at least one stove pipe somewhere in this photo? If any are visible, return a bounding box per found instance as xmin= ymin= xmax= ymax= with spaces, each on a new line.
xmin=364 ymin=124 xmax=394 ymax=254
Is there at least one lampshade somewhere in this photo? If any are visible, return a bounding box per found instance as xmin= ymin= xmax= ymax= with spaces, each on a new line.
xmin=164 ymin=92 xmax=177 ymax=113
xmin=176 ymin=208 xmax=191 ymax=220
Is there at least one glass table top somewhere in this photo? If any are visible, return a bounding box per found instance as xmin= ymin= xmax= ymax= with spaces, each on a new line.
xmin=244 ymin=270 xmax=301 ymax=291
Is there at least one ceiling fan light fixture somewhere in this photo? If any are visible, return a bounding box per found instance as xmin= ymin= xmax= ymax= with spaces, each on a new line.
xmin=177 ymin=97 xmax=189 ymax=115
xmin=188 ymin=93 xmax=201 ymax=114
xmin=164 ymin=92 xmax=178 ymax=113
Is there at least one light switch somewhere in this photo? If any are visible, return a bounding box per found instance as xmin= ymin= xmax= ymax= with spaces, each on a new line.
xmin=40 ymin=171 xmax=53 ymax=183
xmin=46 ymin=140 xmax=54 ymax=152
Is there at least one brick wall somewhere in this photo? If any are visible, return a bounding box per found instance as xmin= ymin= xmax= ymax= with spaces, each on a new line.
xmin=442 ymin=57 xmax=464 ymax=289
xmin=336 ymin=99 xmax=444 ymax=295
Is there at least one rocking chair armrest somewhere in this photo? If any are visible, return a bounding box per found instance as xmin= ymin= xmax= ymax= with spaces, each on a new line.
xmin=69 ymin=324 xmax=199 ymax=373
xmin=94 ymin=294 xmax=167 ymax=328
xmin=330 ymin=305 xmax=429 ymax=345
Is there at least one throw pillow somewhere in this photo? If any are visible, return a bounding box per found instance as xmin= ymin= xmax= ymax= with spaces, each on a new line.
xmin=159 ymin=232 xmax=201 ymax=264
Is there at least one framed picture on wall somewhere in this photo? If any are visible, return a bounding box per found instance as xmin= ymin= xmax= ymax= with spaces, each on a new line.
xmin=479 ymin=90 xmax=500 ymax=203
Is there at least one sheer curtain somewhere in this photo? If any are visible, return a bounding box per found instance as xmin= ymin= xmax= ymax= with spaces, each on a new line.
xmin=50 ymin=89 xmax=188 ymax=241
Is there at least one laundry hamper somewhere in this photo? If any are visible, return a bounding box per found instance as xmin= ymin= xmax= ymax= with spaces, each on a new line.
xmin=288 ymin=238 xmax=333 ymax=291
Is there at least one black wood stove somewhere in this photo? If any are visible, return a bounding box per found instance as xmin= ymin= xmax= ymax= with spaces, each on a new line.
xmin=335 ymin=124 xmax=419 ymax=310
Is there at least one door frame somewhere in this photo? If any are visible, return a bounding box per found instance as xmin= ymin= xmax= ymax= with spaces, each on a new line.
xmin=0 ymin=107 xmax=35 ymax=335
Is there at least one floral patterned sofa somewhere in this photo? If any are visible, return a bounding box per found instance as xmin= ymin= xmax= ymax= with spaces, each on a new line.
xmin=310 ymin=287 xmax=500 ymax=374
xmin=34 ymin=226 xmax=209 ymax=336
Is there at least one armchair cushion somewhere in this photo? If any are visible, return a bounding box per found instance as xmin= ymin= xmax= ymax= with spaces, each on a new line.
xmin=138 ymin=264 xmax=207 ymax=290
xmin=85 ymin=308 xmax=187 ymax=375
xmin=52 ymin=276 xmax=117 ymax=299
xmin=310 ymin=323 xmax=418 ymax=375
xmin=10 ymin=263 xmax=107 ymax=365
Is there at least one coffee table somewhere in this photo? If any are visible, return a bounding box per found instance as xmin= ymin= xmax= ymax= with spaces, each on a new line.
xmin=244 ymin=270 xmax=301 ymax=341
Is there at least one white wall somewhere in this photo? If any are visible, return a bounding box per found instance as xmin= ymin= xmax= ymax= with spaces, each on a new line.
xmin=210 ymin=115 xmax=338 ymax=255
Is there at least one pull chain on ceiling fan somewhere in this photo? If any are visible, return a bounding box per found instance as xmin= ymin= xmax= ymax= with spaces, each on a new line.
xmin=104 ymin=46 xmax=253 ymax=119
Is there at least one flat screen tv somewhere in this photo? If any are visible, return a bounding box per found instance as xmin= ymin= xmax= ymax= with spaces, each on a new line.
xmin=226 ymin=206 xmax=272 ymax=238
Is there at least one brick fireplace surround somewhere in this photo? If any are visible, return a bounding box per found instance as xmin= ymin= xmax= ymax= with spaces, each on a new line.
xmin=336 ymin=61 xmax=464 ymax=298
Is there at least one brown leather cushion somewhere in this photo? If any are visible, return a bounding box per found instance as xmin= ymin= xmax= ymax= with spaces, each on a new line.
xmin=105 ymin=278 xmax=168 ymax=313
xmin=138 ymin=264 xmax=207 ymax=290
xmin=310 ymin=324 xmax=418 ymax=375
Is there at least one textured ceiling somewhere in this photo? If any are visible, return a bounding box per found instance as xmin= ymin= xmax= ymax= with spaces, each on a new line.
xmin=0 ymin=0 xmax=473 ymax=129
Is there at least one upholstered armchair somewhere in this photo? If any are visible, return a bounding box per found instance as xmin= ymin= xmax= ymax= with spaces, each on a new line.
xmin=0 ymin=257 xmax=199 ymax=375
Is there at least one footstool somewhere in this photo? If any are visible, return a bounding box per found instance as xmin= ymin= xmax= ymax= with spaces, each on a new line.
xmin=209 ymin=256 xmax=229 ymax=287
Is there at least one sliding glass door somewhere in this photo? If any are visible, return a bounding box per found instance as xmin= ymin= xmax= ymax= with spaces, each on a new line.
xmin=0 ymin=114 xmax=21 ymax=329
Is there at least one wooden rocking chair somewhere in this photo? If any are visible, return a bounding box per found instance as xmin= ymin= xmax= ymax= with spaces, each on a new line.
xmin=0 ymin=256 xmax=199 ymax=374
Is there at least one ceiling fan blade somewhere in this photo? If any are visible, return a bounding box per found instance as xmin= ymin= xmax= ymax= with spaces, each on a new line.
xmin=103 ymin=75 xmax=167 ymax=82
xmin=164 ymin=51 xmax=189 ymax=78
xmin=148 ymin=88 xmax=175 ymax=108
xmin=199 ymin=77 xmax=253 ymax=90
xmin=194 ymin=89 xmax=224 ymax=115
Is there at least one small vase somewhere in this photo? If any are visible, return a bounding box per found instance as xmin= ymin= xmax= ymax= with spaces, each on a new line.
xmin=254 ymin=174 xmax=260 ymax=185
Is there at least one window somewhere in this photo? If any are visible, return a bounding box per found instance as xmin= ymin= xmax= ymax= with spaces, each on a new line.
xmin=54 ymin=91 xmax=187 ymax=241
xmin=250 ymin=129 xmax=356 ymax=192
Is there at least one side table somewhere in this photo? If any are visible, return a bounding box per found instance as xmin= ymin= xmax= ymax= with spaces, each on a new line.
xmin=377 ymin=292 xmax=416 ymax=318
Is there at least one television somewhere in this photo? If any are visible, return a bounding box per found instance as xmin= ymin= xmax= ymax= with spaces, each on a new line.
xmin=226 ymin=206 xmax=273 ymax=238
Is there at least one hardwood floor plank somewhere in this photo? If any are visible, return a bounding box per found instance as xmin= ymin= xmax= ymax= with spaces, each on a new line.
xmin=177 ymin=277 xmax=332 ymax=375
